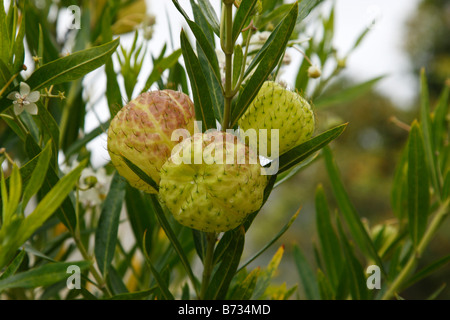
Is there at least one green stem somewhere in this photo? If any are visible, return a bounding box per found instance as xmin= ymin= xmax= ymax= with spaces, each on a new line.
xmin=221 ymin=1 xmax=233 ymax=131
xmin=200 ymin=232 xmax=217 ymax=299
xmin=11 ymin=111 xmax=29 ymax=136
xmin=381 ymin=199 xmax=449 ymax=300
xmin=231 ymin=27 xmax=255 ymax=96
xmin=74 ymin=186 xmax=112 ymax=297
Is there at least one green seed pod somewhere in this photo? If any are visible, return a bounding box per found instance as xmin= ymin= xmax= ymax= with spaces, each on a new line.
xmin=107 ymin=90 xmax=195 ymax=193
xmin=159 ymin=131 xmax=268 ymax=233
xmin=238 ymin=81 xmax=315 ymax=156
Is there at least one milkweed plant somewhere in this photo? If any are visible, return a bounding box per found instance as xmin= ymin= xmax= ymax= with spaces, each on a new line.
xmin=0 ymin=0 xmax=448 ymax=301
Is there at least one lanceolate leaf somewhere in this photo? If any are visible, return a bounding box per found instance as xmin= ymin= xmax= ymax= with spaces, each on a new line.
xmin=0 ymin=261 xmax=90 ymax=291
xmin=0 ymin=160 xmax=86 ymax=269
xmin=180 ymin=30 xmax=216 ymax=131
xmin=315 ymin=185 xmax=344 ymax=290
xmin=149 ymin=194 xmax=200 ymax=297
xmin=230 ymin=2 xmax=298 ymax=128
xmin=0 ymin=39 xmax=120 ymax=113
xmin=419 ymin=69 xmax=440 ymax=198
xmin=121 ymin=156 xmax=159 ymax=192
xmin=197 ymin=0 xmax=220 ymax=36
xmin=95 ymin=172 xmax=127 ymax=276
xmin=238 ymin=207 xmax=300 ymax=272
xmin=293 ymin=245 xmax=320 ymax=300
xmin=232 ymin=0 xmax=258 ymax=44
xmin=407 ymin=121 xmax=430 ymax=248
xmin=336 ymin=216 xmax=369 ymax=300
xmin=205 ymin=227 xmax=245 ymax=300
xmin=275 ymin=123 xmax=347 ymax=174
xmin=21 ymin=141 xmax=52 ymax=209
xmin=297 ymin=0 xmax=324 ymax=22
xmin=322 ymin=146 xmax=386 ymax=275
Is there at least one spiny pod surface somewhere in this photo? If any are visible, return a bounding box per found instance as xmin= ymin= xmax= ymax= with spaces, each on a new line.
xmin=107 ymin=90 xmax=195 ymax=193
xmin=159 ymin=131 xmax=268 ymax=233
xmin=238 ymin=81 xmax=315 ymax=156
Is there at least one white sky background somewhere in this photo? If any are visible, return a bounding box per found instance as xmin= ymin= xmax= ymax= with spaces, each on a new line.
xmin=6 ymin=0 xmax=420 ymax=167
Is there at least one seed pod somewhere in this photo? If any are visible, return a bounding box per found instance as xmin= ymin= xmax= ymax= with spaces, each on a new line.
xmin=159 ymin=131 xmax=267 ymax=233
xmin=238 ymin=81 xmax=315 ymax=156
xmin=107 ymin=90 xmax=195 ymax=193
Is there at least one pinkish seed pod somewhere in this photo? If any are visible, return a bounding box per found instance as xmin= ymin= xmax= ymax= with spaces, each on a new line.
xmin=107 ymin=90 xmax=195 ymax=193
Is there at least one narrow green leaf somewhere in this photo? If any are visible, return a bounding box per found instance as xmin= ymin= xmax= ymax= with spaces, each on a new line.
xmin=297 ymin=0 xmax=324 ymax=22
xmin=3 ymin=163 xmax=21 ymax=226
xmin=189 ymin=3 xmax=224 ymax=122
xmin=336 ymin=216 xmax=369 ymax=300
xmin=28 ymin=38 xmax=120 ymax=91
xmin=407 ymin=121 xmax=430 ymax=247
xmin=0 ymin=58 xmax=12 ymax=91
xmin=231 ymin=3 xmax=298 ymax=127
xmin=149 ymin=194 xmax=200 ymax=296
xmin=274 ymin=153 xmax=318 ymax=188
xmin=125 ymin=185 xmax=156 ymax=252
xmin=21 ymin=141 xmax=52 ymax=208
xmin=323 ymin=146 xmax=386 ymax=275
xmin=0 ymin=160 xmax=86 ymax=268
xmin=391 ymin=145 xmax=409 ymax=220
xmin=0 ymin=39 xmax=120 ymax=113
xmin=443 ymin=171 xmax=450 ymax=200
xmin=192 ymin=229 xmax=207 ymax=262
xmin=232 ymin=0 xmax=258 ymax=43
xmin=427 ymin=284 xmax=446 ymax=300
xmin=252 ymin=246 xmax=284 ymax=299
xmin=419 ymin=69 xmax=440 ymax=198
xmin=0 ymin=250 xmax=26 ymax=281
xmin=142 ymin=231 xmax=174 ymax=300
xmin=238 ymin=207 xmax=300 ymax=272
xmin=107 ymin=266 xmax=128 ymax=295
xmin=36 ymin=102 xmax=59 ymax=164
xmin=314 ymin=76 xmax=385 ymax=109
xmin=404 ymin=254 xmax=450 ymax=289
xmin=121 ymin=156 xmax=159 ymax=192
xmin=12 ymin=9 xmax=26 ymax=74
xmin=1 ymin=165 xmax=9 ymax=224
xmin=0 ymin=261 xmax=90 ymax=291
xmin=315 ymin=185 xmax=344 ymax=290
xmin=293 ymin=245 xmax=320 ymax=300
xmin=95 ymin=172 xmax=127 ymax=276
xmin=230 ymin=268 xmax=260 ymax=300
xmin=276 ymin=123 xmax=347 ymax=173
xmin=255 ymin=4 xmax=291 ymax=29
xmin=0 ymin=0 xmax=9 ymax=63
xmin=197 ymin=0 xmax=220 ymax=36
xmin=180 ymin=30 xmax=216 ymax=131
xmin=205 ymin=227 xmax=245 ymax=300
xmin=24 ymin=136 xmax=77 ymax=231
xmin=432 ymin=84 xmax=449 ymax=154
xmin=316 ymin=269 xmax=334 ymax=300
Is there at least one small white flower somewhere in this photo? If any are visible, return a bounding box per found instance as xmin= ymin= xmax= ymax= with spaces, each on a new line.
xmin=7 ymin=82 xmax=40 ymax=116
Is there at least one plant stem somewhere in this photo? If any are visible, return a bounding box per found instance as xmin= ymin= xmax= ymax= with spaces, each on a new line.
xmin=73 ymin=186 xmax=112 ymax=297
xmin=381 ymin=199 xmax=449 ymax=300
xmin=200 ymin=232 xmax=216 ymax=299
xmin=221 ymin=1 xmax=233 ymax=131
